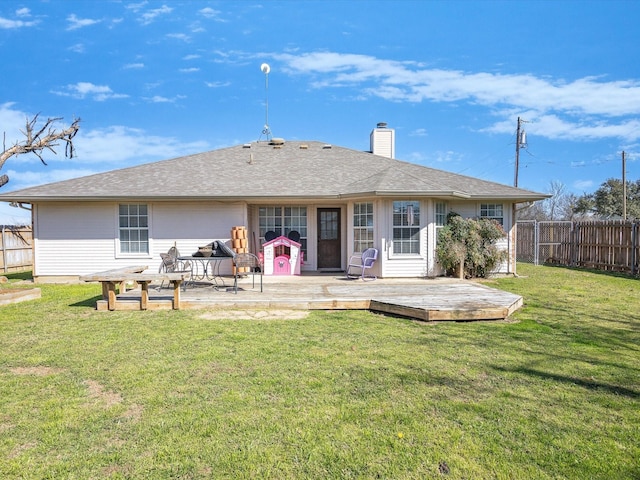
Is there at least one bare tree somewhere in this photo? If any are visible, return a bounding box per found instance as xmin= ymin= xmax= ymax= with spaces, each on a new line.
xmin=545 ymin=180 xmax=569 ymax=220
xmin=1 ymin=114 xmax=80 ymax=188
xmin=518 ymin=180 xmax=578 ymax=221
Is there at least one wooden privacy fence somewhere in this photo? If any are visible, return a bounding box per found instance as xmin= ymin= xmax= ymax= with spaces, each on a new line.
xmin=1 ymin=226 xmax=33 ymax=273
xmin=517 ymin=220 xmax=640 ymax=275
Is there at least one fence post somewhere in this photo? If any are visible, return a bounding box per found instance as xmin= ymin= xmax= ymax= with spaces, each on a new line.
xmin=633 ymin=222 xmax=638 ymax=276
xmin=1 ymin=226 xmax=7 ymax=273
xmin=570 ymin=222 xmax=576 ymax=267
xmin=533 ymin=220 xmax=539 ymax=265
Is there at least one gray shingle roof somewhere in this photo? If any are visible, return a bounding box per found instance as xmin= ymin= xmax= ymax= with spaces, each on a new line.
xmin=0 ymin=140 xmax=546 ymax=202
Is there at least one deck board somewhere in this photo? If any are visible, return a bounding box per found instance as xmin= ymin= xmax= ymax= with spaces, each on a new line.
xmin=97 ymin=276 xmax=523 ymax=321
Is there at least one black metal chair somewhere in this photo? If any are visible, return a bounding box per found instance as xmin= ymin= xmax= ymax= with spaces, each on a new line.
xmin=232 ymin=253 xmax=263 ymax=294
xmin=158 ymin=252 xmax=191 ymax=290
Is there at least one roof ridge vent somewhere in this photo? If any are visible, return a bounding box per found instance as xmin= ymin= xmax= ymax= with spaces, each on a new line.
xmin=269 ymin=137 xmax=285 ymax=145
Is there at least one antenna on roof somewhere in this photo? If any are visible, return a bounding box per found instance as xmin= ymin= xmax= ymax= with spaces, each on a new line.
xmin=258 ymin=63 xmax=272 ymax=142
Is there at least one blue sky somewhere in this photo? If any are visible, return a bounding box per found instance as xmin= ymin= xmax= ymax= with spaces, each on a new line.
xmin=1 ymin=0 xmax=639 ymax=224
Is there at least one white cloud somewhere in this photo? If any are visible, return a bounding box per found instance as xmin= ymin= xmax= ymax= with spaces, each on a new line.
xmin=0 ymin=103 xmax=31 ymax=141
xmin=148 ymin=95 xmax=172 ymax=103
xmin=68 ymin=43 xmax=85 ymax=53
xmin=183 ymin=54 xmax=201 ymax=61
xmin=573 ymin=179 xmax=594 ymax=190
xmin=66 ymin=13 xmax=101 ymax=30
xmin=6 ymin=168 xmax=98 ymax=189
xmin=139 ymin=5 xmax=172 ymax=25
xmin=123 ymin=63 xmax=145 ymax=69
xmin=433 ymin=150 xmax=464 ymax=163
xmin=51 ymin=82 xmax=129 ymax=101
xmin=484 ymin=115 xmax=640 ymax=142
xmin=199 ymin=7 xmax=221 ymax=19
xmin=205 ymin=81 xmax=230 ymax=88
xmin=16 ymin=8 xmax=30 ymax=17
xmin=0 ymin=16 xmax=38 ymax=29
xmin=74 ymin=126 xmax=209 ymax=163
xmin=409 ymin=128 xmax=428 ymax=137
xmin=179 ymin=67 xmax=200 ymax=73
xmin=0 ymin=201 xmax=31 ymax=225
xmin=275 ymin=51 xmax=640 ymax=142
xmin=0 ymin=105 xmax=206 ymax=169
xmin=126 ymin=1 xmax=148 ymax=13
xmin=278 ymin=52 xmax=640 ymax=116
xmin=167 ymin=33 xmax=190 ymax=42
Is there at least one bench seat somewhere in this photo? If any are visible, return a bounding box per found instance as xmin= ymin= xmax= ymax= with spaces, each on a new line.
xmin=80 ymin=266 xmax=188 ymax=310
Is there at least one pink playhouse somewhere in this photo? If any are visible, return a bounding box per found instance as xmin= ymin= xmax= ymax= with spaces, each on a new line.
xmin=262 ymin=235 xmax=302 ymax=275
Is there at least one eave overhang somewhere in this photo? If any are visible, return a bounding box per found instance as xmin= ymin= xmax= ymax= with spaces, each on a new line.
xmin=0 ymin=191 xmax=550 ymax=204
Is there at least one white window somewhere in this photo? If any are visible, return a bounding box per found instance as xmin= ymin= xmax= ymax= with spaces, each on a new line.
xmin=119 ymin=204 xmax=149 ymax=254
xmin=480 ymin=203 xmax=504 ymax=226
xmin=392 ymin=200 xmax=420 ymax=255
xmin=259 ymin=206 xmax=307 ymax=254
xmin=435 ymin=201 xmax=447 ymax=243
xmin=435 ymin=202 xmax=447 ymax=227
xmin=353 ymin=202 xmax=374 ymax=252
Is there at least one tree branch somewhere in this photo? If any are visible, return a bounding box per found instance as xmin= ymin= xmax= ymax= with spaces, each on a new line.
xmin=0 ymin=115 xmax=80 ymax=187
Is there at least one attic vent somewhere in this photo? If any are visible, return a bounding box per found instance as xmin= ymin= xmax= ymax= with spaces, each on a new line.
xmin=243 ymin=143 xmax=252 ymax=148
xmin=273 ymin=145 xmax=282 ymax=149
xmin=299 ymin=144 xmax=308 ymax=149
xmin=269 ymin=137 xmax=285 ymax=146
xmin=322 ymin=144 xmax=332 ymax=149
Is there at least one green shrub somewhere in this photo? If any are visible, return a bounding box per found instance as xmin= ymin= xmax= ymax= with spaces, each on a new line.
xmin=436 ymin=214 xmax=507 ymax=278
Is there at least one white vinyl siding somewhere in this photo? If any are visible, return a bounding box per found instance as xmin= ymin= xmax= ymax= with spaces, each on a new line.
xmin=32 ymin=201 xmax=245 ymax=277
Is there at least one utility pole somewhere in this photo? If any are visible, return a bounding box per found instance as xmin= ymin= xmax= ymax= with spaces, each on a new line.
xmin=514 ymin=117 xmax=527 ymax=188
xmin=622 ymin=150 xmax=627 ymax=220
xmin=511 ymin=117 xmax=527 ymax=276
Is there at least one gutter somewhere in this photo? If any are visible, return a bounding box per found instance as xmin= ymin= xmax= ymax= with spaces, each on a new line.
xmin=0 ymin=191 xmax=551 ymax=203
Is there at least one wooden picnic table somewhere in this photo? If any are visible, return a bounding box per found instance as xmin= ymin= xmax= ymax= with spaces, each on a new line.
xmin=80 ymin=266 xmax=188 ymax=310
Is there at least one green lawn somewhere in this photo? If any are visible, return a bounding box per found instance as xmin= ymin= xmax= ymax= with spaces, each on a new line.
xmin=0 ymin=264 xmax=638 ymax=479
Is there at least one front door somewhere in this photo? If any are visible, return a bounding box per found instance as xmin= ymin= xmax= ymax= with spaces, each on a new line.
xmin=317 ymin=208 xmax=341 ymax=270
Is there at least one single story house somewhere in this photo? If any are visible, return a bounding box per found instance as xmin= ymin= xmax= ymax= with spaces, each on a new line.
xmin=0 ymin=124 xmax=547 ymax=282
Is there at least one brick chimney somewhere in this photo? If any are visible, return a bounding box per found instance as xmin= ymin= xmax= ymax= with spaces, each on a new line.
xmin=370 ymin=122 xmax=395 ymax=159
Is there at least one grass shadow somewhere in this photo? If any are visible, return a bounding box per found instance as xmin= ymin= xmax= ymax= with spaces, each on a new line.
xmin=70 ymin=295 xmax=102 ymax=308
xmin=541 ymin=263 xmax=639 ymax=281
xmin=495 ymin=365 xmax=640 ymax=399
xmin=3 ymin=270 xmax=34 ymax=281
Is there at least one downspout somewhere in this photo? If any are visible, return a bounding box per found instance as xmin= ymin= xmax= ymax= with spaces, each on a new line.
xmin=9 ymin=201 xmax=32 ymax=212
xmin=511 ymin=203 xmax=517 ymax=275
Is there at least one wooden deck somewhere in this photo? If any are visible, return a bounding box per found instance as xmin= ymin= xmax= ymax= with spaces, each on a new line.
xmin=98 ymin=274 xmax=523 ymax=321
